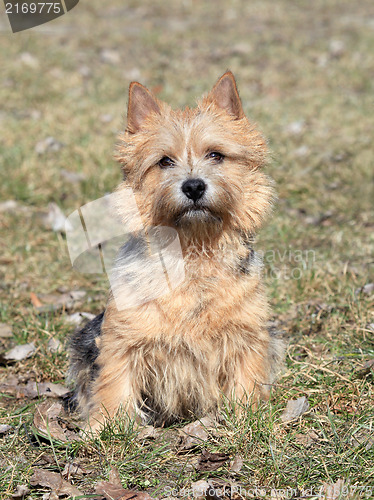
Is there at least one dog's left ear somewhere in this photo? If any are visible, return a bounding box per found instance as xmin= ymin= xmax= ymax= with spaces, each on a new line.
xmin=127 ymin=82 xmax=161 ymax=133
xmin=209 ymin=71 xmax=244 ymax=119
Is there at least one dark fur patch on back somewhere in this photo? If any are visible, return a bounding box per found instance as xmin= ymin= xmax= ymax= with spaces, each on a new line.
xmin=238 ymin=246 xmax=255 ymax=274
xmin=70 ymin=311 xmax=103 ymax=366
xmin=65 ymin=312 xmax=104 ymax=414
xmin=237 ymin=232 xmax=255 ymax=274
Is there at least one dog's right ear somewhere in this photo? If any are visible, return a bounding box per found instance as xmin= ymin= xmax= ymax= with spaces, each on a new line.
xmin=127 ymin=82 xmax=161 ymax=134
xmin=209 ymin=71 xmax=245 ymax=119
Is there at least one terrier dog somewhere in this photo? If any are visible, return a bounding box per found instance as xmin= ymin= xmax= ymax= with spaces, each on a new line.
xmin=67 ymin=71 xmax=283 ymax=430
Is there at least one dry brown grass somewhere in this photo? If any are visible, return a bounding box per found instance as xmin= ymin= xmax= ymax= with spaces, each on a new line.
xmin=0 ymin=0 xmax=373 ymax=497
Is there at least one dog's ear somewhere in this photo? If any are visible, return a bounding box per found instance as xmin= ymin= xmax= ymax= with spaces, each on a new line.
xmin=127 ymin=82 xmax=161 ymax=133
xmin=209 ymin=71 xmax=244 ymax=119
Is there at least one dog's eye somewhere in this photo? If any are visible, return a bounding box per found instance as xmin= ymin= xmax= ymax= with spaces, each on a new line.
xmin=206 ymin=151 xmax=224 ymax=163
xmin=158 ymin=156 xmax=175 ymax=168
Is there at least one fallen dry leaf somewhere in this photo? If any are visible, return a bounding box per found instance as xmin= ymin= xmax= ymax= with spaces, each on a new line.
xmin=79 ymin=64 xmax=92 ymax=78
xmin=294 ymin=430 xmax=319 ymax=447
xmin=30 ymin=292 xmax=43 ymax=308
xmin=0 ymin=323 xmax=12 ymax=338
xmin=30 ymin=468 xmax=82 ymax=497
xmin=62 ymin=461 xmax=87 ymax=479
xmin=34 ymin=453 xmax=56 ymax=466
xmin=33 ymin=401 xmax=79 ymax=442
xmin=281 ymin=396 xmax=310 ymax=423
xmin=329 ymin=39 xmax=345 ymax=58
xmin=95 ymin=481 xmax=155 ymax=500
xmin=65 ymin=311 xmax=95 ymax=326
xmin=0 ymin=377 xmax=69 ymax=399
xmin=33 ymin=290 xmax=86 ymax=313
xmin=67 ymin=291 xmax=87 ymax=301
xmin=0 ymin=200 xmax=22 ymax=213
xmin=0 ymin=424 xmax=12 ymax=434
xmin=351 ymin=429 xmax=374 ymax=451
xmin=35 ymin=137 xmax=63 ymax=155
xmin=108 ymin=466 xmax=121 ymax=485
xmin=11 ymin=484 xmax=30 ymax=498
xmin=356 ymin=359 xmax=374 ymax=379
xmin=179 ymin=416 xmax=215 ymax=449
xmin=355 ymin=283 xmax=374 ymax=296
xmin=43 ymin=492 xmax=59 ymax=500
xmin=100 ymin=113 xmax=113 ymax=123
xmin=230 ymin=454 xmax=243 ymax=473
xmin=304 ymin=211 xmax=334 ymax=226
xmin=47 ymin=338 xmax=62 ymax=354
xmin=197 ymin=450 xmax=229 ymax=472
xmin=95 ymin=467 xmax=156 ymax=499
xmin=29 ymin=381 xmax=70 ymax=398
xmin=137 ymin=425 xmax=159 ymax=440
xmin=42 ymin=202 xmax=71 ymax=233
xmin=100 ymin=49 xmax=121 ymax=64
xmin=190 ymin=480 xmax=218 ymax=500
xmin=95 ymin=481 xmax=127 ymax=500
xmin=1 ymin=342 xmax=36 ymax=362
xmin=20 ymin=52 xmax=39 ymax=68
xmin=60 ymin=169 xmax=86 ymax=184
xmin=285 ymin=119 xmax=305 ymax=136
xmin=94 ymin=466 xmax=124 ymax=498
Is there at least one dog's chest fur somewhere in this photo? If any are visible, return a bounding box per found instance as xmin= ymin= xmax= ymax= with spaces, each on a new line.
xmin=106 ymin=243 xmax=262 ymax=344
xmin=98 ymin=248 xmax=268 ymax=424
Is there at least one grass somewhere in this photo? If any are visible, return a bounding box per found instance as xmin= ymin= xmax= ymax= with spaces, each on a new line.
xmin=0 ymin=0 xmax=373 ymax=498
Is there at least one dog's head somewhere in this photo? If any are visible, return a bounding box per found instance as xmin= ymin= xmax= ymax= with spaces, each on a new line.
xmin=116 ymin=72 xmax=274 ymax=242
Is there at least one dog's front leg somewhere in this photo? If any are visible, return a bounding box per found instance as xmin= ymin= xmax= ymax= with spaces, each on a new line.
xmin=87 ymin=351 xmax=137 ymax=432
xmin=231 ymin=347 xmax=269 ymax=406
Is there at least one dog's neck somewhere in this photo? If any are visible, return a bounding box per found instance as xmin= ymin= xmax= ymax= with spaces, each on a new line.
xmin=178 ymin=229 xmax=255 ymax=272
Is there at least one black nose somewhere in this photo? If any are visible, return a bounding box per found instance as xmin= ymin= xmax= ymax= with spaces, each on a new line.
xmin=181 ymin=178 xmax=206 ymax=202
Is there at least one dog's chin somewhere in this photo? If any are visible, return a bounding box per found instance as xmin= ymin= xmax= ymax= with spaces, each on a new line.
xmin=173 ymin=206 xmax=223 ymax=228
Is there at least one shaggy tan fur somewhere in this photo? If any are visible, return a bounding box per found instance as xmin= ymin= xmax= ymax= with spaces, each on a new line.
xmin=73 ymin=72 xmax=283 ymax=430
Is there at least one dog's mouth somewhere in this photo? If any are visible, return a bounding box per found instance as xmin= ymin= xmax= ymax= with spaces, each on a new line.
xmin=174 ymin=205 xmax=222 ymax=226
